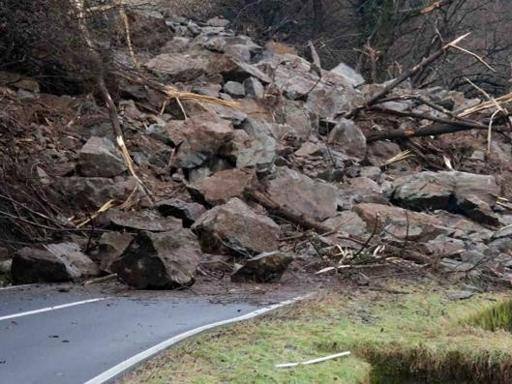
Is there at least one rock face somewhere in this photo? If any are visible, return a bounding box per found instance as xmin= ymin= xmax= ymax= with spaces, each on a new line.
xmin=391 ymin=171 xmax=500 ymax=225
xmin=78 ymin=136 xmax=126 ymax=178
xmin=192 ymin=198 xmax=280 ymax=256
xmin=231 ymin=252 xmax=293 ymax=283
xmin=111 ymin=230 xmax=201 ymax=289
xmin=267 ymin=167 xmax=337 ymax=221
xmin=12 ymin=243 xmax=99 ymax=283
xmin=188 ymin=168 xmax=256 ymax=206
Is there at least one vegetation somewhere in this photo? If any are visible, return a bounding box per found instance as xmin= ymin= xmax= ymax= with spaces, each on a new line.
xmin=122 ymin=282 xmax=512 ymax=384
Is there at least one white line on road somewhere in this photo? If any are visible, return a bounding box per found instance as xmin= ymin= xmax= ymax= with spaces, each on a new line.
xmin=83 ymin=295 xmax=311 ymax=384
xmin=0 ymin=284 xmax=35 ymax=291
xmin=0 ymin=297 xmax=109 ymax=322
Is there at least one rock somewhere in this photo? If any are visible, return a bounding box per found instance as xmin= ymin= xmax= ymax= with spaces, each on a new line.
xmin=188 ymin=169 xmax=256 ymax=206
xmin=223 ymin=81 xmax=245 ymax=98
xmin=330 ymin=62 xmax=365 ymax=87
xmin=12 ymin=243 xmax=99 ymax=283
xmin=90 ymin=232 xmax=134 ymax=273
xmin=155 ymin=199 xmax=207 ymax=227
xmin=53 ymin=177 xmax=136 ymax=210
xmin=323 ymin=211 xmax=368 ymax=237
xmin=222 ymin=59 xmax=272 ymax=84
xmin=192 ymin=198 xmax=280 ymax=256
xmin=236 ymin=119 xmax=278 ymax=172
xmin=144 ymin=52 xmax=214 ymax=82
xmin=424 ymin=235 xmax=465 ymax=258
xmin=353 ymin=203 xmax=448 ymax=241
xmin=282 ymin=100 xmax=314 ymax=139
xmin=108 ymin=209 xmax=183 ymax=232
xmin=391 ymin=171 xmax=500 ymax=225
xmin=206 ymin=16 xmax=230 ymax=27
xmin=336 ymin=177 xmax=386 ymax=210
xmin=306 ymin=87 xmax=357 ymax=120
xmin=244 ymin=77 xmax=265 ymax=99
xmin=327 ymin=118 xmax=366 ymax=161
xmin=111 ymin=230 xmax=201 ymax=289
xmin=231 ymin=251 xmax=293 ymax=283
xmin=267 ymin=167 xmax=337 ymax=221
xmin=366 ymin=140 xmax=402 ymax=167
xmin=295 ymin=142 xmax=324 ymax=157
xmin=174 ymin=113 xmax=234 ymax=169
xmin=78 ymin=136 xmax=126 ymax=178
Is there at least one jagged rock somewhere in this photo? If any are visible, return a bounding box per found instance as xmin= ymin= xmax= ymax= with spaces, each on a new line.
xmin=192 ymin=198 xmax=280 ymax=256
xmin=155 ymin=199 xmax=207 ymax=227
xmin=327 ymin=118 xmax=367 ymax=161
xmin=12 ymin=243 xmax=99 ymax=283
xmin=53 ymin=177 xmax=136 ymax=210
xmin=353 ymin=203 xmax=448 ymax=241
xmin=392 ymin=171 xmax=500 ymax=225
xmin=295 ymin=142 xmax=324 ymax=157
xmin=78 ymin=136 xmax=126 ymax=178
xmin=330 ymin=62 xmax=365 ymax=87
xmin=244 ymin=77 xmax=265 ymax=99
xmin=90 ymin=232 xmax=134 ymax=273
xmin=188 ymin=169 xmax=256 ymax=206
xmin=424 ymin=235 xmax=466 ymax=258
xmin=223 ymin=81 xmax=245 ymax=98
xmin=111 ymin=230 xmax=201 ymax=289
xmin=222 ymin=59 xmax=272 ymax=84
xmin=366 ymin=140 xmax=402 ymax=167
xmin=108 ymin=209 xmax=183 ymax=232
xmin=236 ymin=118 xmax=277 ymax=172
xmin=231 ymin=251 xmax=293 ymax=283
xmin=206 ymin=16 xmax=230 ymax=27
xmin=267 ymin=167 xmax=337 ymax=221
xmin=282 ymin=100 xmax=314 ymax=139
xmin=174 ymin=113 xmax=234 ymax=169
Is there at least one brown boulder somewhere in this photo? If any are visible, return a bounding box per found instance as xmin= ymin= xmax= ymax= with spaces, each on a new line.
xmin=111 ymin=230 xmax=201 ymax=289
xmin=192 ymin=198 xmax=280 ymax=256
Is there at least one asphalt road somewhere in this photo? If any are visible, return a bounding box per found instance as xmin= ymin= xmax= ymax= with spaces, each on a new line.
xmin=0 ymin=283 xmax=296 ymax=384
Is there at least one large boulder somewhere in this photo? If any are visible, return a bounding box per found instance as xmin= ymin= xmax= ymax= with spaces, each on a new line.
xmin=90 ymin=232 xmax=134 ymax=273
xmin=192 ymin=198 xmax=280 ymax=256
xmin=12 ymin=243 xmax=99 ymax=283
xmin=391 ymin=171 xmax=500 ymax=225
xmin=231 ymin=251 xmax=293 ymax=283
xmin=267 ymin=167 xmax=337 ymax=221
xmin=111 ymin=230 xmax=201 ymax=289
xmin=188 ymin=169 xmax=256 ymax=206
xmin=78 ymin=136 xmax=126 ymax=178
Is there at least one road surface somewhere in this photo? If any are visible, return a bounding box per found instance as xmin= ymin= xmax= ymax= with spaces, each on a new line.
xmin=0 ymin=283 xmax=300 ymax=384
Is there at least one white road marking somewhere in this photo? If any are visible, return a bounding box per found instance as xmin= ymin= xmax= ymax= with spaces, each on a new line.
xmin=0 ymin=297 xmax=109 ymax=322
xmin=0 ymin=284 xmax=35 ymax=291
xmin=83 ymin=295 xmax=310 ymax=384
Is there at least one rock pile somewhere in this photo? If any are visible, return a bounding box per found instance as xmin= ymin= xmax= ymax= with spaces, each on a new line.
xmin=2 ymin=9 xmax=512 ymax=288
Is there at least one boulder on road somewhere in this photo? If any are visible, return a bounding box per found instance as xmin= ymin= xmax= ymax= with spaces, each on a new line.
xmin=111 ymin=229 xmax=201 ymax=289
xmin=78 ymin=136 xmax=126 ymax=178
xmin=231 ymin=251 xmax=293 ymax=283
xmin=267 ymin=167 xmax=337 ymax=221
xmin=192 ymin=198 xmax=280 ymax=256
xmin=12 ymin=243 xmax=99 ymax=283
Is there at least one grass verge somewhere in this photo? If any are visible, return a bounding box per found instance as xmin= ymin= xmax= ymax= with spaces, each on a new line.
xmin=121 ymin=282 xmax=512 ymax=384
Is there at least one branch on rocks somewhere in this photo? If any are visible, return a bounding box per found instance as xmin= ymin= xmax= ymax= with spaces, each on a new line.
xmin=345 ymin=33 xmax=471 ymax=118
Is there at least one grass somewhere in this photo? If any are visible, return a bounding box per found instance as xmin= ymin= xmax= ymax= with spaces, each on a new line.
xmin=121 ymin=282 xmax=512 ymax=384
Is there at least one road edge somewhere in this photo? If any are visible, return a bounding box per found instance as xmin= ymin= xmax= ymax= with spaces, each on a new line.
xmin=83 ymin=294 xmax=311 ymax=384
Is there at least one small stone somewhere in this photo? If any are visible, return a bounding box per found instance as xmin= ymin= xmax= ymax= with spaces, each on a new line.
xmin=243 ymin=77 xmax=265 ymax=99
xmin=78 ymin=136 xmax=126 ymax=178
xmin=108 ymin=209 xmax=183 ymax=232
xmin=155 ymin=199 xmax=207 ymax=227
xmin=223 ymin=81 xmax=246 ymax=98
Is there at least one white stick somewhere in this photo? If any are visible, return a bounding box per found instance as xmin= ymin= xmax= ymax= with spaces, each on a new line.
xmin=275 ymin=351 xmax=351 ymax=368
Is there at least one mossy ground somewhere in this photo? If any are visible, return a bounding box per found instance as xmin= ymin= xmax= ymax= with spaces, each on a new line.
xmin=121 ymin=281 xmax=512 ymax=384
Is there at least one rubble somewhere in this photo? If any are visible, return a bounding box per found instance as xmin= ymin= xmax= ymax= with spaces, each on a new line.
xmin=3 ymin=9 xmax=512 ymax=290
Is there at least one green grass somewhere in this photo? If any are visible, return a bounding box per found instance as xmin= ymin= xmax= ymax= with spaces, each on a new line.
xmin=121 ymin=283 xmax=512 ymax=384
